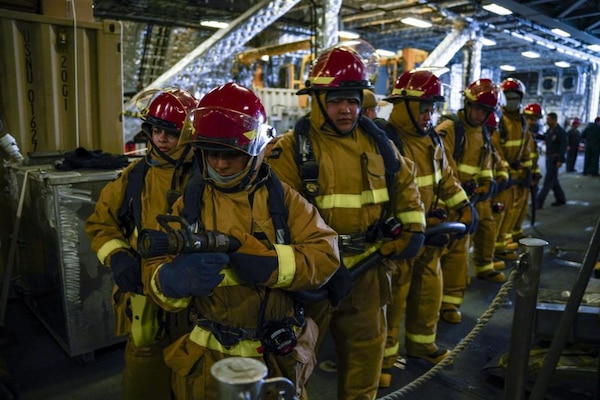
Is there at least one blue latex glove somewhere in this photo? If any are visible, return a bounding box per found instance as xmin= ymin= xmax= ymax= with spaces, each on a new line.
xmin=324 ymin=265 xmax=352 ymax=306
xmin=228 ymin=253 xmax=278 ymax=285
xmin=158 ymin=253 xmax=228 ymax=298
xmin=110 ymin=251 xmax=142 ymax=293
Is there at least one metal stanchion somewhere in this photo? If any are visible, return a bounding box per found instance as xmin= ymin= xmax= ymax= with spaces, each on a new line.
xmin=529 ymin=217 xmax=600 ymax=400
xmin=504 ymin=238 xmax=548 ymax=400
xmin=211 ymin=357 xmax=297 ymax=400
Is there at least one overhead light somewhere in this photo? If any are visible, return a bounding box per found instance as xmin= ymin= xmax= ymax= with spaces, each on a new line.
xmin=481 ymin=37 xmax=496 ymax=46
xmin=376 ymin=49 xmax=396 ymax=57
xmin=510 ymin=31 xmax=534 ymax=42
xmin=551 ymin=28 xmax=570 ymax=38
xmin=200 ymin=20 xmax=229 ymax=29
xmin=555 ymin=61 xmax=570 ymax=68
xmin=401 ymin=17 xmax=432 ymax=28
xmin=537 ymin=41 xmax=556 ymax=50
xmin=521 ymin=51 xmax=540 ymax=58
xmin=500 ymin=65 xmax=516 ymax=71
xmin=338 ymin=30 xmax=360 ymax=40
xmin=482 ymin=3 xmax=513 ymax=16
xmin=587 ymin=44 xmax=600 ymax=52
xmin=260 ymin=55 xmax=269 ymax=62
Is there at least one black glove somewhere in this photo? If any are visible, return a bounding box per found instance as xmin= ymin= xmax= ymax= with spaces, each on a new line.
xmin=228 ymin=253 xmax=278 ymax=285
xmin=110 ymin=251 xmax=142 ymax=293
xmin=324 ymin=265 xmax=352 ymax=307
xmin=158 ymin=253 xmax=228 ymax=298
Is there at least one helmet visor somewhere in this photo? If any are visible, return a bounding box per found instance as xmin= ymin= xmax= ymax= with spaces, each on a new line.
xmin=180 ymin=107 xmax=273 ymax=156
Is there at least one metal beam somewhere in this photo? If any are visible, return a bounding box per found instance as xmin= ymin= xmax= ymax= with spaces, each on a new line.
xmin=492 ymin=0 xmax=600 ymax=45
xmin=420 ymin=22 xmax=473 ymax=68
xmin=122 ymin=0 xmax=302 ymax=138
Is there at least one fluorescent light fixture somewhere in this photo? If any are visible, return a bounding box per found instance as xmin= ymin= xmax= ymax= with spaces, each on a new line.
xmin=587 ymin=44 xmax=600 ymax=52
xmin=483 ymin=3 xmax=513 ymax=16
xmin=376 ymin=49 xmax=396 ymax=57
xmin=551 ymin=28 xmax=570 ymax=38
xmin=481 ymin=37 xmax=496 ymax=46
xmin=510 ymin=31 xmax=534 ymax=42
xmin=537 ymin=41 xmax=556 ymax=50
xmin=521 ymin=51 xmax=540 ymax=58
xmin=338 ymin=30 xmax=360 ymax=39
xmin=554 ymin=61 xmax=570 ymax=68
xmin=200 ymin=20 xmax=229 ymax=29
xmin=500 ymin=65 xmax=516 ymax=71
xmin=401 ymin=17 xmax=432 ymax=28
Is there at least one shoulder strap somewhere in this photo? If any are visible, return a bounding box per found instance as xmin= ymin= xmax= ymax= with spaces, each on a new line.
xmin=180 ymin=166 xmax=291 ymax=245
xmin=453 ymin=119 xmax=465 ymax=161
xmin=181 ymin=173 xmax=205 ymax=226
xmin=118 ymin=160 xmax=149 ymax=237
xmin=381 ymin=121 xmax=405 ymax=157
xmin=293 ymin=116 xmax=320 ymax=201
xmin=265 ymin=170 xmax=291 ymax=245
xmin=358 ymin=116 xmax=401 ymax=174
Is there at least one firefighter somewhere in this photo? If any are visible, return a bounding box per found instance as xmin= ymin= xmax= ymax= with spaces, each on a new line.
xmin=492 ymin=78 xmax=533 ymax=258
xmin=475 ymin=113 xmax=511 ymax=275
xmin=511 ymin=103 xmax=544 ymax=236
xmin=435 ymin=78 xmax=501 ymax=324
xmin=378 ymin=70 xmax=474 ymax=386
xmin=85 ymin=88 xmax=198 ymax=399
xmin=141 ymin=82 xmax=340 ymax=400
xmin=267 ymin=44 xmax=426 ymax=400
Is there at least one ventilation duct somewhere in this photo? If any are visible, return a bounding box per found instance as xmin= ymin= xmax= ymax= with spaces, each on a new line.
xmin=540 ymin=76 xmax=558 ymax=94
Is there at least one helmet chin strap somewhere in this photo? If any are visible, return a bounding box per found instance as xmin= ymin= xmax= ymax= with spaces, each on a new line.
xmin=142 ymin=123 xmax=180 ymax=166
xmin=404 ymin=100 xmax=428 ymax=137
xmin=315 ymin=93 xmax=358 ymax=136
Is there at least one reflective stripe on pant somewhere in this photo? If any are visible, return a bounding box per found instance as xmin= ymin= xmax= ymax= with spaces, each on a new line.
xmin=382 ymin=260 xmax=411 ymax=369
xmin=498 ymin=185 xmax=520 ymax=246
xmin=473 ymin=199 xmax=496 ymax=274
xmin=511 ymin=185 xmax=530 ymax=238
xmin=440 ymin=236 xmax=469 ymax=308
xmin=314 ymin=265 xmax=389 ymax=400
xmin=405 ymin=246 xmax=444 ymax=356
xmin=506 ymin=185 xmax=529 ymax=240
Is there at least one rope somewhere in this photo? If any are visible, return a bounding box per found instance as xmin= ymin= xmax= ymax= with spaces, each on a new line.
xmin=377 ymin=268 xmax=519 ymax=399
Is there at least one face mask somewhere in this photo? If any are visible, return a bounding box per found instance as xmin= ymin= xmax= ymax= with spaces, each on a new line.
xmin=206 ymin=162 xmax=245 ymax=183
xmin=504 ymin=97 xmax=521 ymax=112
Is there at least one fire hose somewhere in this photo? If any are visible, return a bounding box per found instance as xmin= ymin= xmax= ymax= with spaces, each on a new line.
xmin=138 ymin=216 xmax=466 ymax=303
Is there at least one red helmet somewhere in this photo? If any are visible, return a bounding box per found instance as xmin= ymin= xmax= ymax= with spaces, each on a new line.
xmin=572 ymin=117 xmax=580 ymax=125
xmin=296 ymin=45 xmax=373 ymax=95
xmin=500 ymin=78 xmax=526 ymax=96
xmin=464 ymin=79 xmax=500 ymax=111
xmin=383 ymin=70 xmax=445 ymax=103
xmin=179 ymin=82 xmax=272 ymax=156
xmin=138 ymin=88 xmax=198 ymax=134
xmin=523 ymin=103 xmax=543 ymax=119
